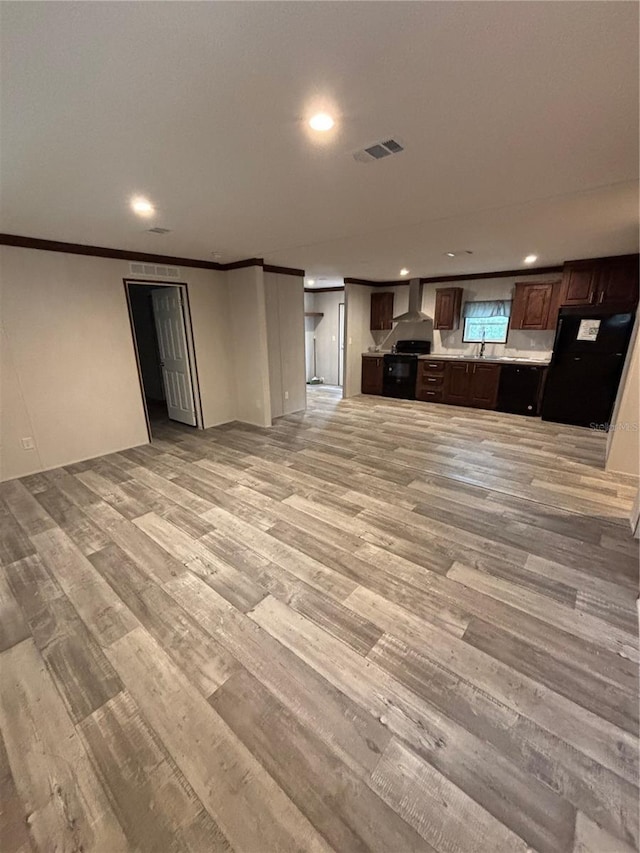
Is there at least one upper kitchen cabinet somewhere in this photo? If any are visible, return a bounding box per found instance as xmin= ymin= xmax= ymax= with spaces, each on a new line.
xmin=560 ymin=255 xmax=639 ymax=310
xmin=597 ymin=256 xmax=639 ymax=307
xmin=561 ymin=262 xmax=598 ymax=306
xmin=433 ymin=287 xmax=463 ymax=331
xmin=510 ymin=281 xmax=562 ymax=330
xmin=370 ymin=291 xmax=394 ymax=330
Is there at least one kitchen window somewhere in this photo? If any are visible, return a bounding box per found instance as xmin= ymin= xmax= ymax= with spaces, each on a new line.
xmin=462 ymin=299 xmax=512 ymax=343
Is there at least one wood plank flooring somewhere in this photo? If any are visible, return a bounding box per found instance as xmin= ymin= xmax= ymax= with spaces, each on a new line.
xmin=1 ymin=385 xmax=638 ymax=853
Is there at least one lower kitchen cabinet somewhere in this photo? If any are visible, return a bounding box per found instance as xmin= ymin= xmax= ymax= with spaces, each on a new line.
xmin=468 ymin=362 xmax=501 ymax=408
xmin=361 ymin=356 xmax=384 ymax=395
xmin=442 ymin=361 xmax=470 ymax=405
xmin=416 ymin=359 xmax=445 ymax=402
xmin=442 ymin=361 xmax=501 ymax=409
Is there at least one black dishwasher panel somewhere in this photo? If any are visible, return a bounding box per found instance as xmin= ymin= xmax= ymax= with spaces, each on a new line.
xmin=496 ymin=365 xmax=545 ymax=416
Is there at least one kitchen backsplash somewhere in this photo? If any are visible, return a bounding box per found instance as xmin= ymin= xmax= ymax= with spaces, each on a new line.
xmin=369 ymin=277 xmax=558 ymax=361
xmin=434 ymin=328 xmax=555 ymax=360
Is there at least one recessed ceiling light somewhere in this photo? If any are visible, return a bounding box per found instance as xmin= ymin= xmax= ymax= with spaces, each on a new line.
xmin=307 ymin=279 xmax=315 ymax=285
xmin=400 ymin=268 xmax=409 ymax=276
xmin=524 ymin=254 xmax=538 ymax=264
xmin=445 ymin=252 xmax=456 ymax=258
xmin=131 ymin=196 xmax=155 ymax=217
xmin=309 ymin=113 xmax=334 ymax=132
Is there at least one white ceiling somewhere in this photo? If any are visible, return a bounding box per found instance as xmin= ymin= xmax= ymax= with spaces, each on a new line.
xmin=2 ymin=2 xmax=638 ymax=282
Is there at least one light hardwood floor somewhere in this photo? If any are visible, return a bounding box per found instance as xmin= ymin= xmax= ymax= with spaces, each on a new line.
xmin=1 ymin=385 xmax=638 ymax=853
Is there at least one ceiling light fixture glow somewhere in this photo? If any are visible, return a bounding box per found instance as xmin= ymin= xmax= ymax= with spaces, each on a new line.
xmin=400 ymin=268 xmax=409 ymax=276
xmin=524 ymin=254 xmax=538 ymax=264
xmin=307 ymin=279 xmax=315 ymax=285
xmin=130 ymin=196 xmax=155 ymax=217
xmin=309 ymin=113 xmax=334 ymax=132
xmin=445 ymin=252 xmax=456 ymax=258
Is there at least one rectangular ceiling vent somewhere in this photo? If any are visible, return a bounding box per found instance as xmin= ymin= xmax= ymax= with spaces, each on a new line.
xmin=147 ymin=227 xmax=172 ymax=234
xmin=129 ymin=262 xmax=181 ymax=279
xmin=353 ymin=138 xmax=405 ymax=163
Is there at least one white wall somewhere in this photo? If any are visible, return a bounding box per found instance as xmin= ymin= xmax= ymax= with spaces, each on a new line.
xmin=606 ymin=313 xmax=639 ymax=478
xmin=227 ymin=265 xmax=271 ymax=427
xmin=344 ymin=283 xmax=375 ymax=397
xmin=0 ymin=247 xmax=149 ymax=480
xmin=265 ymin=271 xmax=306 ymax=420
xmin=0 ymin=246 xmax=235 ymax=481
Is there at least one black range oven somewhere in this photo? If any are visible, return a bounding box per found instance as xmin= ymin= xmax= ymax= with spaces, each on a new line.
xmin=383 ymin=339 xmax=431 ymax=400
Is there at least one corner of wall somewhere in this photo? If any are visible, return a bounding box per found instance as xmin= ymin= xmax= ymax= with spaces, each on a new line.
xmin=225 ymin=265 xmax=272 ymax=427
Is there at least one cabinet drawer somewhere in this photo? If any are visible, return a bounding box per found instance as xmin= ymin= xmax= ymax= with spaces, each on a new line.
xmin=421 ymin=360 xmax=445 ymax=374
xmin=417 ymin=388 xmax=444 ymax=403
xmin=420 ymin=374 xmax=444 ymax=387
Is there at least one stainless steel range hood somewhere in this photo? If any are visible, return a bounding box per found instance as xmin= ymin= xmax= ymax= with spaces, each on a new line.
xmin=392 ymin=278 xmax=432 ymax=323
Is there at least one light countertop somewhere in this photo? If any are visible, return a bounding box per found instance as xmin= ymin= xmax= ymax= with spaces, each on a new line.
xmin=362 ymin=351 xmax=550 ymax=367
xmin=417 ymin=354 xmax=551 ymax=367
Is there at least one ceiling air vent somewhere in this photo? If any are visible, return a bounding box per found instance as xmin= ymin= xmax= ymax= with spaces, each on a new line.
xmin=129 ymin=262 xmax=180 ymax=279
xmin=353 ymin=138 xmax=405 ymax=163
xmin=147 ymin=227 xmax=172 ymax=234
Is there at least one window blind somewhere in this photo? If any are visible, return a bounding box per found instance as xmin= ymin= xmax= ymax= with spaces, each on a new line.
xmin=462 ymin=299 xmax=512 ymax=319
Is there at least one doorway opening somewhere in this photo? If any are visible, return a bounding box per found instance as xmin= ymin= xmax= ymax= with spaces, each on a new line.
xmin=125 ymin=280 xmax=202 ymax=439
xmin=304 ymin=288 xmax=346 ymax=393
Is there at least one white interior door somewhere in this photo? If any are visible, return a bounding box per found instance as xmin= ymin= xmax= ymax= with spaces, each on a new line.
xmin=151 ymin=287 xmax=197 ymax=426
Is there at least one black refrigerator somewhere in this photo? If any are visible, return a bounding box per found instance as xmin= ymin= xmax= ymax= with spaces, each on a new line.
xmin=541 ymin=306 xmax=635 ymax=429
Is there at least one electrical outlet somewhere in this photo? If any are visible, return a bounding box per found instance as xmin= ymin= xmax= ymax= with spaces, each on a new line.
xmin=284 ymin=391 xmax=289 ymax=400
xmin=21 ymin=437 xmax=35 ymax=450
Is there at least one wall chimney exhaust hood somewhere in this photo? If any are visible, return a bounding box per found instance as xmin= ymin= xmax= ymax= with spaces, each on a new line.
xmin=392 ymin=278 xmax=431 ymax=323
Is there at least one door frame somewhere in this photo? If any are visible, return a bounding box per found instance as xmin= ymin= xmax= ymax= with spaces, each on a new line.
xmin=124 ymin=278 xmax=204 ymax=441
xmin=338 ymin=301 xmax=345 ymax=388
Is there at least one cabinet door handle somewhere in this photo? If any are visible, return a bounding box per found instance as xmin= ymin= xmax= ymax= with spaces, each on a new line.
xmin=598 ymin=291 xmax=604 ymax=304
xmin=473 ymin=364 xmax=476 ymax=374
xmin=465 ymin=364 xmax=469 ymax=374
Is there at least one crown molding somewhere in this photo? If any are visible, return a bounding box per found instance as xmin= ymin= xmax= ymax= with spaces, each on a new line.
xmin=0 ymin=233 xmax=274 ymax=272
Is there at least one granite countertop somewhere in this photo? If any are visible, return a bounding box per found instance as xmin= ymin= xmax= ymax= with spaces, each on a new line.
xmin=362 ymin=351 xmax=550 ymax=367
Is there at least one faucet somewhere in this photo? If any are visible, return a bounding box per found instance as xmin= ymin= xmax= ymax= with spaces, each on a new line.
xmin=478 ymin=340 xmax=486 ymax=359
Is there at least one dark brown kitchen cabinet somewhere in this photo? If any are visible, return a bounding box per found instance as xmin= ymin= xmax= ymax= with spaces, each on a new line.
xmin=443 ymin=362 xmax=471 ymax=405
xmin=370 ymin=291 xmax=394 ymax=331
xmin=416 ymin=359 xmax=445 ymax=402
xmin=597 ymin=256 xmax=639 ymax=307
xmin=434 ymin=287 xmax=463 ymax=331
xmin=561 ymin=262 xmax=598 ymax=306
xmin=443 ymin=360 xmax=500 ymax=409
xmin=560 ymin=255 xmax=639 ymax=310
xmin=510 ymin=281 xmax=562 ymax=331
xmin=468 ymin=362 xmax=501 ymax=408
xmin=361 ymin=356 xmax=384 ymax=395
